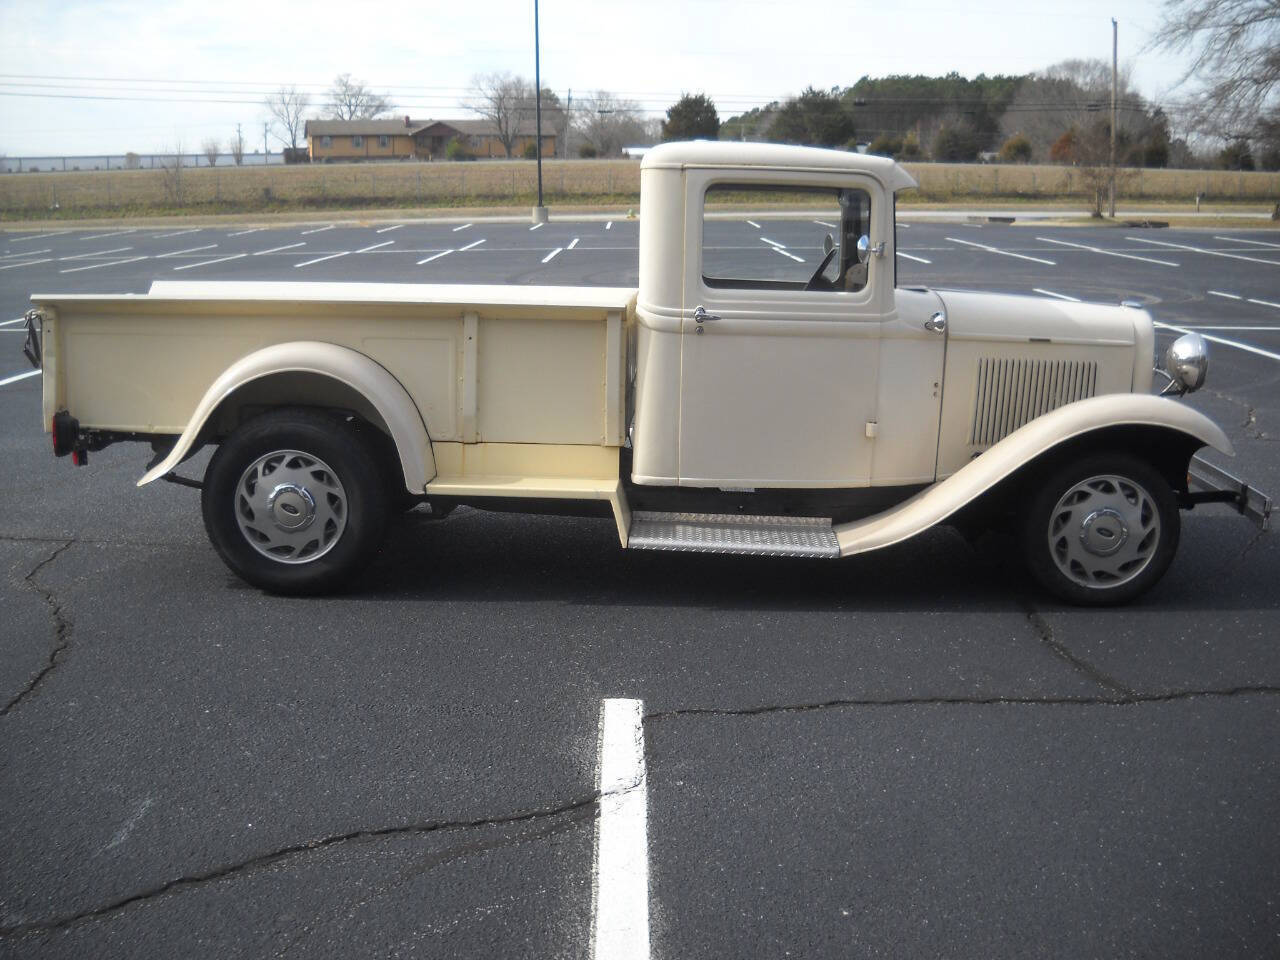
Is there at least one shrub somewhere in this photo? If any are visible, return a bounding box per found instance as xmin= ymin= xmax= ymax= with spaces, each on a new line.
xmin=578 ymin=143 xmax=598 ymax=158
xmin=867 ymin=134 xmax=903 ymax=158
xmin=445 ymin=137 xmax=471 ymax=162
xmin=997 ymin=134 xmax=1033 ymax=164
xmin=522 ymin=142 xmax=539 ymax=160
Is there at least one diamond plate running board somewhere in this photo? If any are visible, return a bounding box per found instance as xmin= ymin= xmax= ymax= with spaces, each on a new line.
xmin=626 ymin=512 xmax=840 ymax=558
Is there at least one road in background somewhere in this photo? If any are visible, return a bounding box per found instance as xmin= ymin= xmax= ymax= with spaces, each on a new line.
xmin=1 ymin=219 xmax=1277 ymax=958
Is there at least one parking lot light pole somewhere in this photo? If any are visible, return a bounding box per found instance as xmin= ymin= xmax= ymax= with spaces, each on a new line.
xmin=532 ymin=0 xmax=548 ymax=225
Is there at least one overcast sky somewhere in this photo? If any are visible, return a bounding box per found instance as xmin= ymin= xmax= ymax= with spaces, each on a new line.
xmin=0 ymin=0 xmax=1193 ymax=156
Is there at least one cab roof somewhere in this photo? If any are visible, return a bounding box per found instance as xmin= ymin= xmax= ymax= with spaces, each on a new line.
xmin=641 ymin=140 xmax=917 ymax=192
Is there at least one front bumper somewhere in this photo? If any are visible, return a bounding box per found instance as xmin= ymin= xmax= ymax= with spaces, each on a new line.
xmin=1186 ymin=455 xmax=1272 ymax=530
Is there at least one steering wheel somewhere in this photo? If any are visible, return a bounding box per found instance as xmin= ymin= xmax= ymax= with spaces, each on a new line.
xmin=803 ymin=245 xmax=839 ymax=291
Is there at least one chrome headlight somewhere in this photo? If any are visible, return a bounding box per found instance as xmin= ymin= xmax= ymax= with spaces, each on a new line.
xmin=1164 ymin=332 xmax=1208 ymax=394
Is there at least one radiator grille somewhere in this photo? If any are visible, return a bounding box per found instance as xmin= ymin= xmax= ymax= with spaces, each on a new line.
xmin=970 ymin=357 xmax=1098 ymax=446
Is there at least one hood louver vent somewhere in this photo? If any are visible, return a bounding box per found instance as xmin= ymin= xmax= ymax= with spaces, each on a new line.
xmin=970 ymin=357 xmax=1098 ymax=446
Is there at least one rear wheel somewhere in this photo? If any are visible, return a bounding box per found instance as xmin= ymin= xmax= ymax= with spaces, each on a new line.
xmin=1020 ymin=453 xmax=1180 ymax=606
xmin=201 ymin=408 xmax=388 ymax=595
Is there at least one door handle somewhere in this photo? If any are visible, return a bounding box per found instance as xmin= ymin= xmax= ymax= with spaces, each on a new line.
xmin=693 ymin=305 xmax=720 ymax=324
xmin=925 ymin=312 xmax=947 ymax=333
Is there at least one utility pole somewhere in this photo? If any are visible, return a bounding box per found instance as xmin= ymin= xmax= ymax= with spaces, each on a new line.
xmin=1109 ymin=17 xmax=1117 ymax=218
xmin=236 ymin=123 xmax=243 ymax=166
xmin=531 ymin=0 xmax=548 ymax=224
xmin=264 ymin=122 xmax=269 ymax=162
xmin=564 ymin=89 xmax=573 ymax=159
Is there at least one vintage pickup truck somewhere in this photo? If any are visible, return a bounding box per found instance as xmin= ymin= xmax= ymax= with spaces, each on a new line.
xmin=22 ymin=141 xmax=1270 ymax=603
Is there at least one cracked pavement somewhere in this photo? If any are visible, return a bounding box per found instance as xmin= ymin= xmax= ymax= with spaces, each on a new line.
xmin=2 ymin=222 xmax=1279 ymax=958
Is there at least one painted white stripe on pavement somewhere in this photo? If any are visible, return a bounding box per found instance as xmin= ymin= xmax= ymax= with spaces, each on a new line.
xmin=605 ymin=221 xmax=613 ymax=230
xmin=451 ymin=223 xmax=472 ymax=232
xmin=300 ymin=224 xmax=335 ymax=235
xmin=8 ymin=231 xmax=68 ymax=243
xmin=947 ymin=236 xmax=1056 ymax=265
xmin=417 ymin=249 xmax=453 ymax=265
xmin=530 ymin=222 xmax=544 ymax=231
xmin=1155 ymin=321 xmax=1280 ymax=363
xmin=1128 ymin=236 xmax=1280 ymax=266
xmin=746 ymin=220 xmax=761 ymax=228
xmin=60 ymin=256 xmax=148 ymax=273
xmin=294 ymin=251 xmax=349 ymax=268
xmin=60 ymin=246 xmax=133 ymax=260
xmin=1248 ymin=297 xmax=1280 ymax=310
xmin=0 ymin=259 xmax=53 ymax=271
xmin=813 ymin=220 xmax=837 ymax=228
xmin=568 ymin=237 xmax=580 ymax=249
xmin=458 ymin=238 xmax=486 ymax=251
xmin=542 ymin=247 xmax=563 ymax=263
xmin=1 ymin=249 xmax=52 ymax=260
xmin=1036 ymin=235 xmax=1178 ymax=267
xmin=593 ymin=698 xmax=649 ymax=960
xmin=376 ymin=224 xmax=405 ymax=234
xmin=78 ymin=229 xmax=136 ymax=241
xmin=356 ymin=240 xmax=395 ymax=252
xmin=1 ymin=317 xmax=29 ymax=327
xmin=1208 ymin=290 xmax=1243 ymax=300
xmin=1173 ymin=325 xmax=1280 ymax=331
xmin=1213 ymin=235 xmax=1280 ymax=249
xmin=772 ymin=247 xmax=805 ymax=263
xmin=1033 ymin=288 xmax=1081 ymax=301
xmin=227 ymin=227 xmax=265 ymax=237
xmin=173 ymin=253 xmax=248 ymax=271
xmin=151 ymin=228 xmax=201 ymax=239
xmin=0 ymin=369 xmax=41 ymax=387
xmin=898 ymin=252 xmax=932 ymax=264
xmin=255 ymin=242 xmax=306 ymax=255
xmin=156 ymin=244 xmax=217 ymax=258
xmin=760 ymin=237 xmax=785 ymax=248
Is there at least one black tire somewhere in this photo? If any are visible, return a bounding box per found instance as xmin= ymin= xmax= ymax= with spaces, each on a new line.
xmin=1020 ymin=452 xmax=1181 ymax=606
xmin=201 ymin=408 xmax=388 ymax=595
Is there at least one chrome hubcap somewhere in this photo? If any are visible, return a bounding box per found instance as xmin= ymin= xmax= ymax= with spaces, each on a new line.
xmin=235 ymin=450 xmax=347 ymax=564
xmin=1048 ymin=474 xmax=1160 ymax=589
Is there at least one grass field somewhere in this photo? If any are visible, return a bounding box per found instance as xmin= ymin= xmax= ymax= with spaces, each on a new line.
xmin=2 ymin=157 xmax=1277 ymax=220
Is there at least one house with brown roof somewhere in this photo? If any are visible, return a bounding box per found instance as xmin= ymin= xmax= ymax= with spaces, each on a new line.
xmin=305 ymin=117 xmax=556 ymax=162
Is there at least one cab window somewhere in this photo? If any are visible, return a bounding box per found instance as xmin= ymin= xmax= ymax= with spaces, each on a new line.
xmin=701 ymin=183 xmax=872 ymax=293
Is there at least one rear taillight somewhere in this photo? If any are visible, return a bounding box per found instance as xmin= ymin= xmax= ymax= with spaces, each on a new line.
xmin=51 ymin=411 xmax=79 ymax=458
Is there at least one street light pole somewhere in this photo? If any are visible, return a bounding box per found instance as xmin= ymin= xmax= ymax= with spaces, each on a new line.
xmin=532 ymin=0 xmax=548 ymax=224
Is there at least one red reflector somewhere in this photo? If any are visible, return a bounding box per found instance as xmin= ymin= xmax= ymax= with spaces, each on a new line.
xmin=72 ymin=449 xmax=87 ymax=467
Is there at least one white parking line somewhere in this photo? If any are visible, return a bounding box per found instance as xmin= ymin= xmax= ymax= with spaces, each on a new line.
xmin=227 ymin=227 xmax=265 ymax=237
xmin=568 ymin=238 xmax=580 ymax=250
xmin=530 ymin=222 xmax=544 ymax=231
xmin=606 ymin=221 xmax=613 ymax=230
xmin=542 ymin=247 xmax=563 ymax=263
xmin=593 ymin=698 xmax=649 ymax=960
xmin=78 ymin=229 xmax=136 ymax=241
xmin=1033 ymin=288 xmax=1081 ymax=301
xmin=376 ymin=224 xmax=405 ymax=234
xmin=1248 ymin=297 xmax=1280 ymax=310
xmin=255 ymin=242 xmax=306 ymax=255
xmin=1155 ymin=321 xmax=1280 ymax=363
xmin=294 ymin=251 xmax=349 ymax=268
xmin=60 ymin=246 xmax=133 ymax=261
xmin=1128 ymin=236 xmax=1280 ymax=266
xmin=1 ymin=248 xmax=52 ymax=260
xmin=417 ymin=249 xmax=453 ymax=265
xmin=1176 ymin=325 xmax=1280 ymax=331
xmin=746 ymin=220 xmax=761 ymax=229
xmin=1 ymin=317 xmax=28 ymax=327
xmin=947 ymin=236 xmax=1056 ymax=265
xmin=451 ymin=223 xmax=472 ymax=232
xmin=896 ymin=222 xmax=911 ymax=229
xmin=1213 ymin=235 xmax=1280 ymax=249
xmin=760 ymin=237 xmax=785 ymax=248
xmin=0 ymin=258 xmax=53 ymax=271
xmin=458 ymin=238 xmax=486 ymax=251
xmin=173 ymin=253 xmax=247 ymax=271
xmin=151 ymin=228 xmax=201 ymax=239
xmin=773 ymin=247 xmax=805 ymax=263
xmin=155 ymin=244 xmax=217 ymax=258
xmin=813 ymin=220 xmax=837 ymax=228
xmin=1208 ymin=290 xmax=1243 ymax=300
xmin=0 ymin=369 xmax=41 ymax=387
xmin=1036 ymin=236 xmax=1178 ymax=267
xmin=300 ymin=224 xmax=335 ymax=235
xmin=356 ymin=240 xmax=395 ymax=253
xmin=898 ymin=252 xmax=932 ymax=264
xmin=60 ymin=256 xmax=148 ymax=273
xmin=8 ymin=231 xmax=68 ymax=243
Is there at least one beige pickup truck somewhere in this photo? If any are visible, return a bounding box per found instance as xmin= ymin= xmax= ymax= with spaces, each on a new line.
xmin=22 ymin=142 xmax=1270 ymax=603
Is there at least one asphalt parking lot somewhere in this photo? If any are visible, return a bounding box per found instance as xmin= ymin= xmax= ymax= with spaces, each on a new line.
xmin=1 ymin=214 xmax=1278 ymax=958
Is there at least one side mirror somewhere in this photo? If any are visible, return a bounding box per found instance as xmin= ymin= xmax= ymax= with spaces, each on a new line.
xmin=823 ymin=234 xmax=835 ymax=256
xmin=855 ymin=234 xmax=871 ymax=263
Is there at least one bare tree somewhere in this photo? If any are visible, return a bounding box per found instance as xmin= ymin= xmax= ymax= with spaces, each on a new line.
xmin=469 ymin=72 xmax=535 ymax=157
xmin=264 ymin=85 xmax=311 ymax=150
xmin=999 ymin=60 xmax=1146 ymax=161
xmin=326 ymin=73 xmax=393 ymax=121
xmin=575 ymin=91 xmax=646 ymax=156
xmin=1148 ymin=0 xmax=1280 ymax=138
xmin=201 ymin=138 xmax=220 ymax=167
xmin=229 ymin=129 xmax=245 ymax=166
xmin=160 ymin=143 xmax=186 ymax=205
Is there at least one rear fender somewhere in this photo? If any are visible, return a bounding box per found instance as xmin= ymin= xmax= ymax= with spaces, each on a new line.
xmin=137 ymin=341 xmax=435 ymax=492
xmin=835 ymin=394 xmax=1232 ymax=556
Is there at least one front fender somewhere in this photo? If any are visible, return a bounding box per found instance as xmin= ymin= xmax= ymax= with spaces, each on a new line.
xmin=835 ymin=394 xmax=1232 ymax=556
xmin=137 ymin=341 xmax=436 ymax=491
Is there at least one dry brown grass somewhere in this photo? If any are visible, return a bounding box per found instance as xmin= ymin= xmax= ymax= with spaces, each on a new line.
xmin=1 ymin=157 xmax=1276 ymax=220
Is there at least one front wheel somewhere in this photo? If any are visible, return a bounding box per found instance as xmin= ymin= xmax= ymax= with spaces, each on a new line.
xmin=201 ymin=408 xmax=388 ymax=595
xmin=1020 ymin=453 xmax=1181 ymax=606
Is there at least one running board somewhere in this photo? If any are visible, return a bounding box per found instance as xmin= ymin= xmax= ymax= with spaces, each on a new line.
xmin=626 ymin=512 xmax=840 ymax=558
